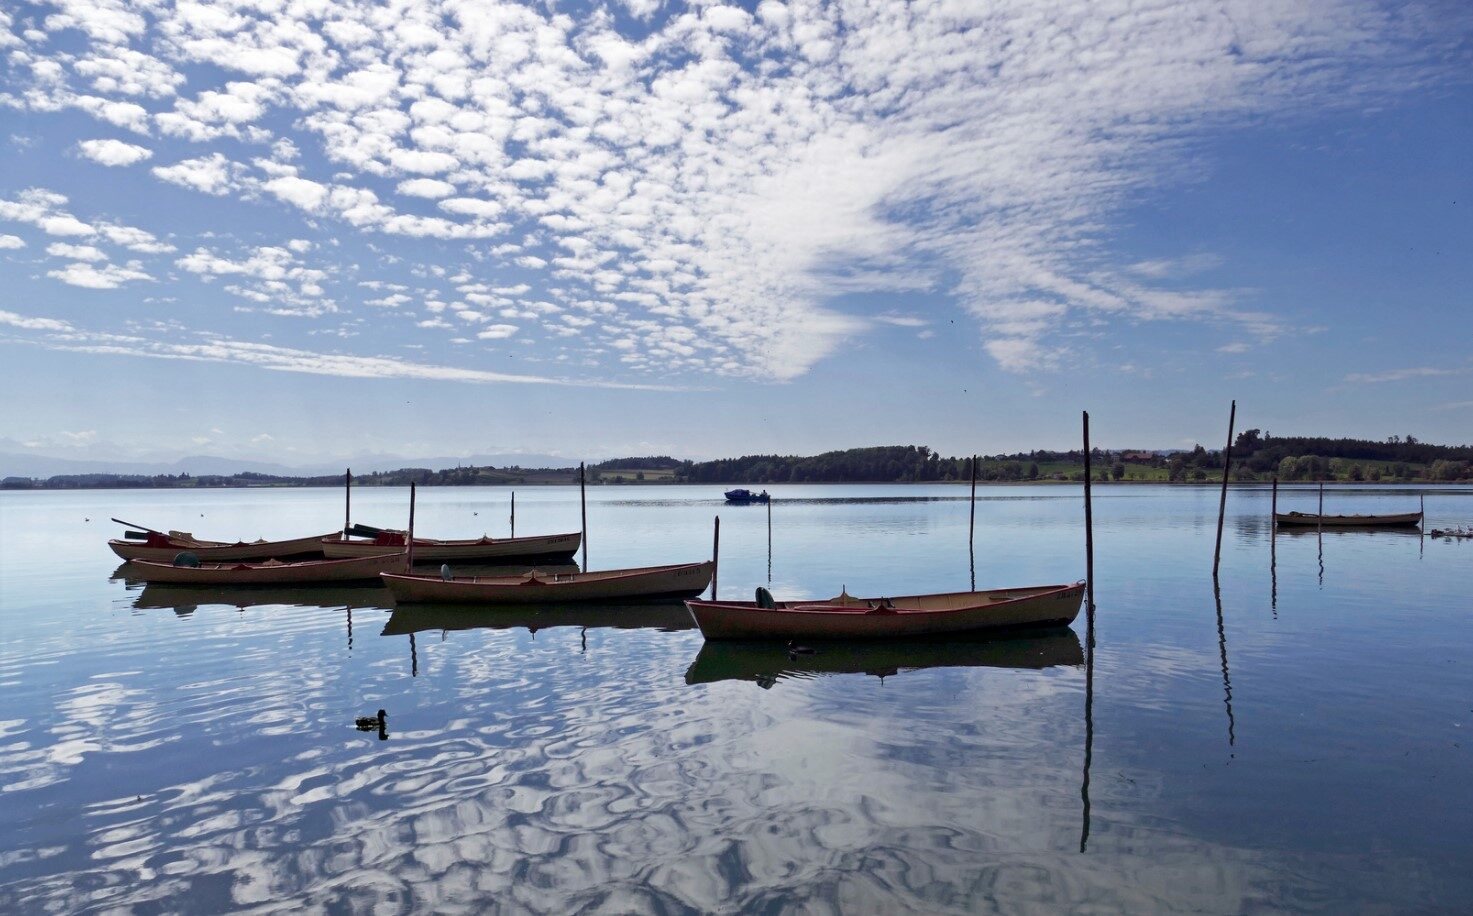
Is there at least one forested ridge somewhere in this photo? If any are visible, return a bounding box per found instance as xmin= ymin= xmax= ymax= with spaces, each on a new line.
xmin=5 ymin=434 xmax=1470 ymax=489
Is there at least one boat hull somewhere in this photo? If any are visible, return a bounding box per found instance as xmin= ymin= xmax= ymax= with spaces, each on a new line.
xmin=686 ymin=582 xmax=1084 ymax=640
xmin=322 ymin=531 xmax=581 ymax=562
xmin=1274 ymin=511 xmax=1421 ymax=528
xmin=108 ymin=533 xmax=334 ymax=563
xmin=126 ymin=553 xmax=408 ymax=585
xmin=382 ymin=561 xmax=714 ymax=605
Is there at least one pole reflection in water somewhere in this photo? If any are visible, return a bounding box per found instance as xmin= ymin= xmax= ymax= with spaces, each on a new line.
xmin=1214 ymin=581 xmax=1236 ymax=749
xmin=410 ymin=631 xmax=418 ymax=677
xmin=1318 ymin=529 xmax=1325 ymax=587
xmin=1079 ymin=593 xmax=1095 ymax=854
xmin=347 ymin=606 xmax=353 ymax=651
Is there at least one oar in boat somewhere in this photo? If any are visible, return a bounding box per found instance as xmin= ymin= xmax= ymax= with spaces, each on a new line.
xmin=111 ymin=517 xmax=167 ymax=537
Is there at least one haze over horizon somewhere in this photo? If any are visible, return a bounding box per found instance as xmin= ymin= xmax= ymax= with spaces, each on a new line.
xmin=2 ymin=0 xmax=1470 ymax=465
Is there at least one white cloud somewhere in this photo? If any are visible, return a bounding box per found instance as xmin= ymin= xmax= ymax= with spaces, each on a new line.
xmin=76 ymin=138 xmax=152 ymax=167
xmin=46 ymin=242 xmax=107 ymax=261
xmin=0 ymin=0 xmax=1461 ymax=381
xmin=152 ymin=154 xmax=238 ymax=195
xmin=398 ymin=178 xmax=457 ymax=198
xmin=0 ymin=309 xmax=71 ymax=331
xmin=1345 ymin=366 xmax=1467 ymax=384
xmin=477 ymin=324 xmax=519 ymax=339
xmin=0 ymin=235 xmax=24 ymax=249
xmin=46 ymin=261 xmax=152 ymax=289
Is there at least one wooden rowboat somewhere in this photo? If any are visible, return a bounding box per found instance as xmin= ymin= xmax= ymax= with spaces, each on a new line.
xmin=381 ymin=561 xmax=714 ymax=605
xmin=685 ymin=582 xmax=1085 ymax=640
xmin=684 ymin=628 xmax=1083 ymax=687
xmin=125 ymin=552 xmax=408 ymax=586
xmin=1274 ymin=511 xmax=1421 ymax=528
xmin=108 ymin=531 xmax=333 ymax=563
xmin=322 ymin=530 xmax=581 ymax=562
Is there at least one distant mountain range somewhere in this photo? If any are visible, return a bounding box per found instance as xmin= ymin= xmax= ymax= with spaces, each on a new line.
xmin=0 ymin=451 xmax=579 ymax=480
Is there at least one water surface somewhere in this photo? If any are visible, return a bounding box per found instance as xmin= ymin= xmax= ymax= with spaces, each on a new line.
xmin=1 ymin=483 xmax=1470 ymax=912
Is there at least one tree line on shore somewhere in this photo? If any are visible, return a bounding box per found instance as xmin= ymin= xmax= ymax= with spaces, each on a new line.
xmin=4 ymin=434 xmax=1470 ymax=489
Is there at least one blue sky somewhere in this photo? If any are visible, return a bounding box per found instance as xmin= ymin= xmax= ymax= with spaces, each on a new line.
xmin=1 ymin=0 xmax=1469 ymax=468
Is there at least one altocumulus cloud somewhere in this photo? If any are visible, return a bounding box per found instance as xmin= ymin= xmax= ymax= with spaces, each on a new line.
xmin=0 ymin=0 xmax=1464 ymax=379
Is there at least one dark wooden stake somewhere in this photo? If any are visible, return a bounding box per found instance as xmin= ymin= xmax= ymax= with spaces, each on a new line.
xmin=766 ymin=497 xmax=772 ymax=584
xmin=344 ymin=468 xmax=352 ymax=535
xmin=510 ymin=491 xmax=516 ymax=538
xmin=1083 ymin=412 xmax=1094 ymax=613
xmin=406 ymin=483 xmax=417 ymax=568
xmin=579 ymin=462 xmax=588 ymax=570
xmin=1271 ymin=475 xmax=1278 ymax=522
xmin=711 ymin=515 xmax=720 ymax=600
xmin=969 ymin=454 xmax=978 ymax=554
xmin=1212 ymin=400 xmax=1236 ymax=580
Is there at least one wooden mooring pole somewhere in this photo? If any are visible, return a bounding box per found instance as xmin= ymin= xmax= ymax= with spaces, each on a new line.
xmin=580 ymin=462 xmax=588 ymax=570
xmin=711 ymin=516 xmax=720 ymax=600
xmin=1082 ymin=412 xmax=1094 ymax=612
xmin=969 ymin=454 xmax=978 ymax=554
xmin=406 ymin=483 xmax=417 ymax=568
xmin=1212 ymin=400 xmax=1236 ymax=580
xmin=344 ymin=468 xmax=351 ymax=534
xmin=510 ymin=491 xmax=515 ymax=538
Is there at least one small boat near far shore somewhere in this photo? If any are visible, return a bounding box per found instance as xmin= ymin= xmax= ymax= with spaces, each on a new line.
xmin=108 ymin=529 xmax=334 ymax=563
xmin=686 ymin=582 xmax=1085 ymax=640
xmin=724 ymin=488 xmax=769 ymax=504
xmin=125 ymin=552 xmax=408 ymax=586
xmin=321 ymin=527 xmax=581 ymax=562
xmin=1274 ymin=511 xmax=1421 ymax=528
xmin=382 ymin=561 xmax=714 ymax=605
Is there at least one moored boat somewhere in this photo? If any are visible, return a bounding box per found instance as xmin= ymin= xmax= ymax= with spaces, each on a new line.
xmin=685 ymin=581 xmax=1085 ymax=640
xmin=1274 ymin=511 xmax=1421 ymax=528
xmin=321 ymin=529 xmax=581 ymax=562
xmin=381 ymin=561 xmax=714 ymax=605
xmin=108 ymin=530 xmax=334 ymax=563
xmin=724 ymin=488 xmax=770 ymax=503
xmin=125 ymin=552 xmax=408 ymax=586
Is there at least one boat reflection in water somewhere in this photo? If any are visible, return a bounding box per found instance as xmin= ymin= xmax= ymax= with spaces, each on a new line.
xmin=131 ymin=583 xmax=391 ymax=615
xmin=684 ymin=627 xmax=1083 ymax=689
xmin=381 ymin=599 xmax=693 ymax=637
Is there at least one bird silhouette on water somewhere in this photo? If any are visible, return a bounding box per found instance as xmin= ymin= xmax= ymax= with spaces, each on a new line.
xmin=356 ymin=709 xmax=386 ymax=734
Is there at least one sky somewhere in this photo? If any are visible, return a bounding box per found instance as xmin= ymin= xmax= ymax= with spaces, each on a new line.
xmin=0 ymin=0 xmax=1470 ymax=469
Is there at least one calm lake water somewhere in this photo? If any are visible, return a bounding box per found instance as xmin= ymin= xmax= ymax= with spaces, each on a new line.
xmin=1 ymin=483 xmax=1470 ymax=913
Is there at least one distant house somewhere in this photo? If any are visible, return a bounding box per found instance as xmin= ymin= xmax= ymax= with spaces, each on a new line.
xmin=1122 ymin=451 xmax=1157 ymax=461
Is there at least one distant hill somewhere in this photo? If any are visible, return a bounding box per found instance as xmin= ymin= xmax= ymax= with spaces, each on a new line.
xmin=0 ymin=450 xmax=577 ymax=480
xmin=4 ymin=436 xmax=1470 ymax=489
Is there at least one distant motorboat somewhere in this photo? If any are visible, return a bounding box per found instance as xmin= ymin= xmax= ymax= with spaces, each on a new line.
xmin=723 ymin=488 xmax=770 ymax=503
